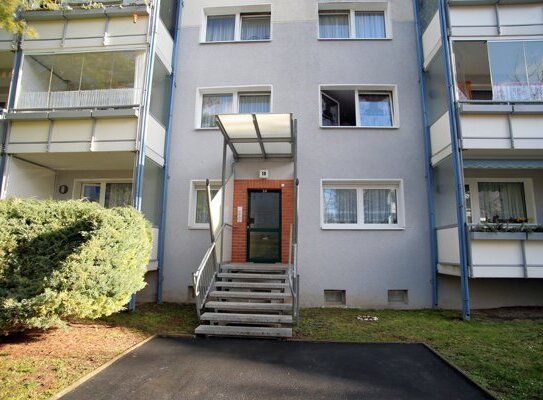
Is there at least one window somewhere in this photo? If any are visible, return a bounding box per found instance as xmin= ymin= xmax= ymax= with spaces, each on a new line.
xmin=198 ymin=87 xmax=272 ymax=128
xmin=453 ymin=40 xmax=543 ymax=102
xmin=241 ymin=14 xmax=271 ymax=41
xmin=318 ymin=4 xmax=389 ymax=39
xmin=204 ymin=9 xmax=271 ymax=43
xmin=320 ymin=85 xmax=398 ymax=128
xmin=478 ymin=182 xmax=527 ymax=223
xmin=464 ymin=178 xmax=536 ymax=224
xmin=190 ymin=181 xmax=220 ymax=228
xmin=321 ymin=180 xmax=403 ymax=229
xmin=78 ymin=181 xmax=132 ymax=208
xmin=206 ymin=15 xmax=236 ymax=42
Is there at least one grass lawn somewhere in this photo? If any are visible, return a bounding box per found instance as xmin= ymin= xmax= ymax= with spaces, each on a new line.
xmin=0 ymin=304 xmax=541 ymax=400
xmin=295 ymin=308 xmax=543 ymax=400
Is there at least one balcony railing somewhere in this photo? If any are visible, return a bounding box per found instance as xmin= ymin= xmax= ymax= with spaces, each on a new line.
xmin=16 ymin=88 xmax=142 ymax=110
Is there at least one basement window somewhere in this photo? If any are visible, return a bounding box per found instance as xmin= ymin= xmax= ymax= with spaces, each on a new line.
xmin=320 ymin=86 xmax=398 ymax=128
xmin=324 ymin=290 xmax=346 ymax=306
xmin=388 ymin=290 xmax=408 ymax=304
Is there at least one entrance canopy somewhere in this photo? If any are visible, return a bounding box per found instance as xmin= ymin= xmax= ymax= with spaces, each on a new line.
xmin=216 ymin=113 xmax=295 ymax=160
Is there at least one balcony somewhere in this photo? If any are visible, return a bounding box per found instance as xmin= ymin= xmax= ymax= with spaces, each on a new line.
xmin=14 ymin=51 xmax=145 ymax=111
xmin=452 ymin=40 xmax=543 ymax=152
xmin=436 ymin=166 xmax=543 ymax=279
xmin=2 ymin=151 xmax=163 ymax=271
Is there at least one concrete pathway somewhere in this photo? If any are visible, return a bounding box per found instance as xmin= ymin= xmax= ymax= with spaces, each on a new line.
xmin=59 ymin=337 xmax=494 ymax=400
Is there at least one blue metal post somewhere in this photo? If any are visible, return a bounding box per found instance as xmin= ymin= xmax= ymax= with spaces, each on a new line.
xmin=0 ymin=45 xmax=23 ymax=194
xmin=130 ymin=0 xmax=162 ymax=312
xmin=412 ymin=0 xmax=439 ymax=308
xmin=438 ymin=0 xmax=471 ymax=320
xmin=156 ymin=0 xmax=184 ymax=303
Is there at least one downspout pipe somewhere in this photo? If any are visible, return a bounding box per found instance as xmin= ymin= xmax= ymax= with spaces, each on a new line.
xmin=438 ymin=0 xmax=471 ymax=321
xmin=157 ymin=0 xmax=184 ymax=304
xmin=412 ymin=0 xmax=439 ymax=308
xmin=130 ymin=0 xmax=161 ymax=311
xmin=0 ymin=43 xmax=23 ymax=195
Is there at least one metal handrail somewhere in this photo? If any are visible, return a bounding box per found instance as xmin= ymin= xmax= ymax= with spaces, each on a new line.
xmin=287 ymin=224 xmax=300 ymax=322
xmin=192 ymin=223 xmax=232 ymax=318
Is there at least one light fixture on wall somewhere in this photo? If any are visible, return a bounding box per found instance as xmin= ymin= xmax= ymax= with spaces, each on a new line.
xmin=58 ymin=185 xmax=68 ymax=194
xmin=133 ymin=13 xmax=138 ymax=23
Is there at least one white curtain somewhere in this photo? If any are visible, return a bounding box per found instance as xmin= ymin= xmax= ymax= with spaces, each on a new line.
xmin=206 ymin=15 xmax=235 ymax=42
xmin=319 ymin=14 xmax=349 ymax=38
xmin=323 ymin=188 xmax=357 ymax=224
xmin=201 ymin=94 xmax=233 ymax=127
xmin=195 ymin=189 xmax=218 ymax=224
xmin=493 ymin=83 xmax=531 ymax=102
xmin=478 ymin=182 xmax=527 ymax=223
xmin=241 ymin=16 xmax=270 ymax=40
xmin=105 ymin=183 xmax=133 ymax=208
xmin=355 ymin=11 xmax=386 ymax=39
xmin=239 ymin=94 xmax=271 ymax=113
xmin=359 ymin=94 xmax=392 ymax=127
xmin=364 ymin=189 xmax=397 ymax=224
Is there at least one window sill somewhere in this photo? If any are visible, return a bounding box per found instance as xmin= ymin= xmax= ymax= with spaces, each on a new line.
xmin=200 ymin=39 xmax=272 ymax=44
xmin=318 ymin=37 xmax=392 ymax=41
xmin=188 ymin=225 xmax=210 ymax=230
xmin=320 ymin=125 xmax=399 ymax=130
xmin=321 ymin=225 xmax=405 ymax=231
xmin=195 ymin=127 xmax=220 ymax=131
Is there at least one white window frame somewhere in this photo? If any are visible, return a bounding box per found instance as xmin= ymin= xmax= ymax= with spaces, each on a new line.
xmin=464 ymin=177 xmax=537 ymax=224
xmin=195 ymin=85 xmax=273 ymax=129
xmin=201 ymin=5 xmax=272 ymax=43
xmin=320 ymin=179 xmax=405 ymax=230
xmin=189 ymin=179 xmax=222 ymax=229
xmin=319 ymin=84 xmax=400 ymax=129
xmin=317 ymin=2 xmax=392 ymax=40
xmin=73 ymin=178 xmax=133 ymax=207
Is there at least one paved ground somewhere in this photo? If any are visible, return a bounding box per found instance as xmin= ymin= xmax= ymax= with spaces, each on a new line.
xmin=60 ymin=337 xmax=494 ymax=400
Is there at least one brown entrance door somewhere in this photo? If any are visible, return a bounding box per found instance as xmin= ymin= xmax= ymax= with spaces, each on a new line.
xmin=247 ymin=190 xmax=281 ymax=263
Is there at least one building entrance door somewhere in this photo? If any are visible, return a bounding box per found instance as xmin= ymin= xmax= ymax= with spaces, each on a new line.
xmin=247 ymin=190 xmax=281 ymax=263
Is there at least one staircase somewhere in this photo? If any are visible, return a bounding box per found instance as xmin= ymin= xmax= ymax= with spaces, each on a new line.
xmin=195 ymin=263 xmax=293 ymax=338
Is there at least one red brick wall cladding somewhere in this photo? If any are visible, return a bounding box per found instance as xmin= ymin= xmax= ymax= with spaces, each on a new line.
xmin=232 ymin=179 xmax=295 ymax=264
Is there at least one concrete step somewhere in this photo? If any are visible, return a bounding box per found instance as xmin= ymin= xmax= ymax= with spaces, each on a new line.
xmin=217 ymin=273 xmax=289 ymax=280
xmin=195 ymin=325 xmax=292 ymax=338
xmin=200 ymin=312 xmax=293 ymax=325
xmin=209 ymin=291 xmax=291 ymax=300
xmin=221 ymin=263 xmax=289 ymax=273
xmin=205 ymin=301 xmax=292 ymax=312
xmin=215 ymin=282 xmax=289 ymax=290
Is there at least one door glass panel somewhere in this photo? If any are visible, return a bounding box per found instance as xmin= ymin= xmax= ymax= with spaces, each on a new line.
xmin=248 ymin=191 xmax=281 ymax=262
xmin=249 ymin=191 xmax=280 ymax=229
xmin=81 ymin=184 xmax=101 ymax=203
xmin=249 ymin=232 xmax=280 ymax=261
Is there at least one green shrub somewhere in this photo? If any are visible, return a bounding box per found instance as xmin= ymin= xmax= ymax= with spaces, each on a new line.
xmin=0 ymin=198 xmax=152 ymax=333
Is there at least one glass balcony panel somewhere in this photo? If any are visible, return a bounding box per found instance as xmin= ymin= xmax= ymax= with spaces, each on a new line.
xmin=488 ymin=41 xmax=529 ymax=101
xmin=525 ymin=41 xmax=543 ymax=101
xmin=18 ymin=51 xmax=145 ymax=110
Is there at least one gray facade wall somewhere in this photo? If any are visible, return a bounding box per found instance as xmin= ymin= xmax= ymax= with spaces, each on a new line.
xmin=162 ymin=0 xmax=433 ymax=308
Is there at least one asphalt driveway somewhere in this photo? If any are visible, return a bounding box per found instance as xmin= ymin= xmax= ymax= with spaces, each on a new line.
xmin=59 ymin=336 xmax=494 ymax=400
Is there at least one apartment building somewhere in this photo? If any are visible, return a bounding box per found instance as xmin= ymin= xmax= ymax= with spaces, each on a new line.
xmin=0 ymin=0 xmax=180 ymax=303
xmin=417 ymin=0 xmax=543 ymax=320
xmin=0 ymin=0 xmax=541 ymax=336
